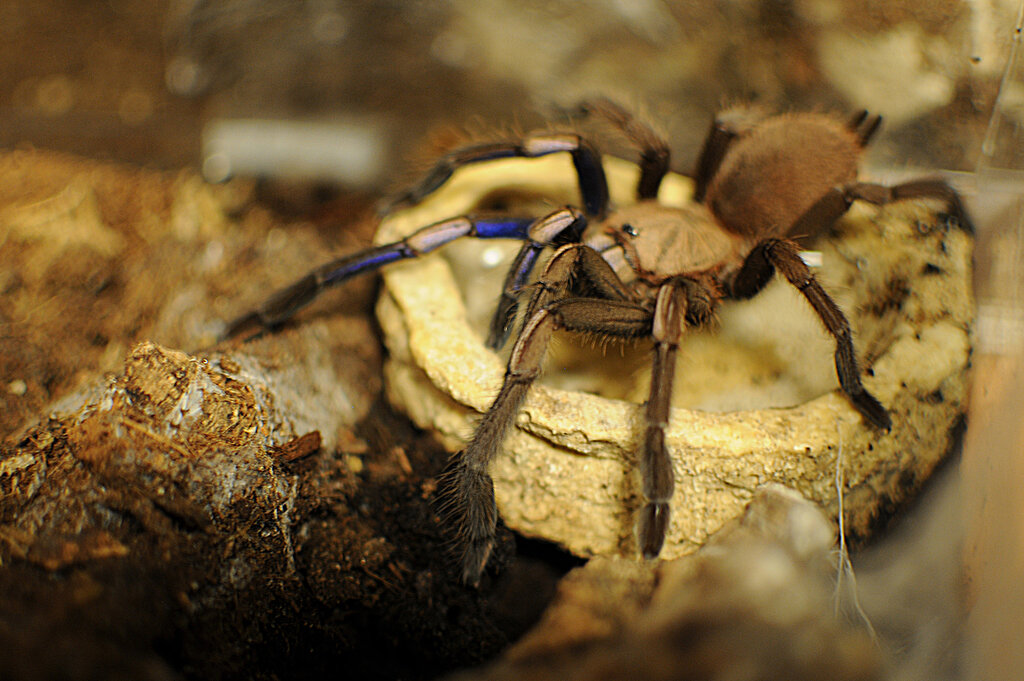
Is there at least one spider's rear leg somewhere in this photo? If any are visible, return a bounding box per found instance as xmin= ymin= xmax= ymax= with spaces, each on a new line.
xmin=223 ymin=215 xmax=538 ymax=340
xmin=847 ymin=110 xmax=883 ymax=147
xmin=382 ymin=132 xmax=611 ymax=218
xmin=730 ymin=238 xmax=892 ymax=431
xmin=692 ymin=119 xmax=736 ymax=203
xmin=449 ymin=244 xmax=643 ymax=585
xmin=790 ymin=179 xmax=975 ymax=238
xmin=692 ymin=106 xmax=770 ymax=203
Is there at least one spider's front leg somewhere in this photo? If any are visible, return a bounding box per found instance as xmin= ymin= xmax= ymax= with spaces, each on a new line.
xmin=223 ymin=214 xmax=544 ymax=340
xmin=446 ymin=244 xmax=647 ymax=585
xmin=637 ymin=279 xmax=713 ymax=558
xmin=486 ymin=209 xmax=591 ymax=349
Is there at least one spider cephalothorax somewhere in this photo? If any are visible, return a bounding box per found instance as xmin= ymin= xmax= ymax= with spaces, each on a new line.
xmin=226 ymin=99 xmax=972 ymax=585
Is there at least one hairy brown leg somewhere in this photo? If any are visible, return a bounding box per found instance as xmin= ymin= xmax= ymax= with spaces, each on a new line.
xmin=575 ymin=97 xmax=671 ymax=200
xmin=691 ymin=106 xmax=773 ymax=203
xmin=693 ymin=123 xmax=735 ymax=203
xmin=487 ymin=208 xmax=586 ymax=349
xmin=637 ymin=281 xmax=684 ymax=558
xmin=521 ymin=242 xmax=635 ymax=324
xmin=730 ymin=238 xmax=891 ymax=430
xmin=635 ymin=278 xmax=717 ymax=558
xmin=789 ymin=179 xmax=975 ymax=238
xmin=449 ymin=287 xmax=650 ymax=585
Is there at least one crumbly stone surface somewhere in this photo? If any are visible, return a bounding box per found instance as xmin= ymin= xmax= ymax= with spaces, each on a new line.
xmin=376 ymin=155 xmax=974 ymax=559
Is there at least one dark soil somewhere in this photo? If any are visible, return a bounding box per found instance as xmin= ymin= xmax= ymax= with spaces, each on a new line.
xmin=0 ymin=149 xmax=566 ymax=681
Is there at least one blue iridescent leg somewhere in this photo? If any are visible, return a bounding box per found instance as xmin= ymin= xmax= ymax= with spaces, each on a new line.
xmin=486 ymin=208 xmax=588 ymax=349
xmin=381 ymin=133 xmax=610 ymax=218
xmin=571 ymin=98 xmax=671 ymax=200
xmin=223 ymin=215 xmax=538 ymax=339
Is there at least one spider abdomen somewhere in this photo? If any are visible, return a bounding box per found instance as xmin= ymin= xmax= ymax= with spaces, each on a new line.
xmin=706 ymin=112 xmax=862 ymax=239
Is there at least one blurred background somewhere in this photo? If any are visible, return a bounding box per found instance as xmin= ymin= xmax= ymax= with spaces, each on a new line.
xmin=0 ymin=0 xmax=1018 ymax=183
xmin=2 ymin=2 xmax=1023 ymax=680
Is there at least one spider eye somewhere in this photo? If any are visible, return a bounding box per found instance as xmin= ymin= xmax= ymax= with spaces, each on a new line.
xmin=623 ymin=223 xmax=638 ymax=237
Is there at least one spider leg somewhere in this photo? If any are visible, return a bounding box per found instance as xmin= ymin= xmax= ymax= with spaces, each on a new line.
xmin=693 ymin=121 xmax=736 ymax=203
xmin=487 ymin=209 xmax=590 ymax=349
xmin=573 ymin=97 xmax=671 ymax=201
xmin=637 ymin=279 xmax=713 ymax=559
xmin=789 ymin=179 xmax=975 ymax=238
xmin=223 ymin=214 xmax=542 ymax=339
xmin=520 ymin=242 xmax=636 ymax=325
xmin=448 ymin=246 xmax=642 ymax=584
xmin=449 ymin=295 xmax=653 ymax=585
xmin=692 ymin=106 xmax=769 ymax=203
xmin=382 ymin=133 xmax=610 ymax=218
xmin=493 ymin=235 xmax=638 ymax=349
xmin=730 ymin=238 xmax=892 ymax=431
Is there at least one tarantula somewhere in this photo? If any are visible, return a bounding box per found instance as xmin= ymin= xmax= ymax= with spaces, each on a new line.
xmin=226 ymin=99 xmax=973 ymax=585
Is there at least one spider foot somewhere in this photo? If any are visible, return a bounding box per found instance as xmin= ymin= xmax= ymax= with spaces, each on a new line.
xmin=937 ymin=209 xmax=975 ymax=235
xmin=850 ymin=388 xmax=892 ymax=432
xmin=460 ymin=538 xmax=494 ymax=587
xmin=637 ymin=502 xmax=670 ymax=560
xmin=437 ymin=456 xmax=498 ymax=586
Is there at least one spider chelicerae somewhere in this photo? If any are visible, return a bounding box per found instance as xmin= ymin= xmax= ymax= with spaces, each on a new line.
xmin=226 ymin=99 xmax=973 ymax=585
